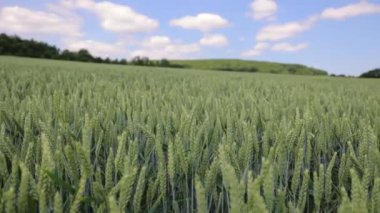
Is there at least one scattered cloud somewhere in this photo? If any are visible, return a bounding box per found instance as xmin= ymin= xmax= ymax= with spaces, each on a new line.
xmin=62 ymin=0 xmax=159 ymax=34
xmin=254 ymin=1 xmax=380 ymax=43
xmin=64 ymin=39 xmax=127 ymax=58
xmin=2 ymin=0 xmax=379 ymax=63
xmin=321 ymin=1 xmax=380 ymax=20
xmin=131 ymin=36 xmax=200 ymax=59
xmin=242 ymin=41 xmax=308 ymax=56
xmin=200 ymin=34 xmax=228 ymax=47
xmin=141 ymin=36 xmax=171 ymax=48
xmin=241 ymin=42 xmax=270 ymax=57
xmin=250 ymin=0 xmax=277 ymax=20
xmin=256 ymin=16 xmax=317 ymax=42
xmin=0 ymin=6 xmax=81 ymax=37
xmin=170 ymin=13 xmax=229 ymax=32
xmin=272 ymin=42 xmax=308 ymax=52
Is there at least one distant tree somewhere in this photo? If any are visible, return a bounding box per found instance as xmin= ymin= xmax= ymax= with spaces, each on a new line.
xmin=60 ymin=50 xmax=76 ymax=61
xmin=0 ymin=33 xmax=60 ymax=59
xmin=149 ymin=60 xmax=157 ymax=66
xmin=104 ymin=57 xmax=111 ymax=64
xmin=131 ymin=56 xmax=142 ymax=65
xmin=141 ymin=57 xmax=150 ymax=66
xmin=330 ymin=74 xmax=349 ymax=78
xmin=0 ymin=33 xmax=184 ymax=68
xmin=360 ymin=68 xmax=380 ymax=78
xmin=159 ymin=58 xmax=170 ymax=67
xmin=131 ymin=56 xmax=151 ymax=66
xmin=288 ymin=67 xmax=297 ymax=74
xmin=120 ymin=59 xmax=127 ymax=65
xmin=77 ymin=49 xmax=94 ymax=62
xmin=111 ymin=59 xmax=119 ymax=64
xmin=0 ymin=33 xmax=128 ymax=65
xmin=94 ymin=57 xmax=103 ymax=63
xmin=245 ymin=67 xmax=258 ymax=72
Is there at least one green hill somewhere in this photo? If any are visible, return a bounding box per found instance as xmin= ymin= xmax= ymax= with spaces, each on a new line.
xmin=1 ymin=34 xmax=328 ymax=76
xmin=170 ymin=59 xmax=328 ymax=75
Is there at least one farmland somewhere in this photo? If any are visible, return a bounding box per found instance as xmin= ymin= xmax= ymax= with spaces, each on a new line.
xmin=0 ymin=56 xmax=379 ymax=212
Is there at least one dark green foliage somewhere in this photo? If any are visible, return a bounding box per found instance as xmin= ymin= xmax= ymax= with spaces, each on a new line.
xmin=216 ymin=66 xmax=258 ymax=72
xmin=0 ymin=33 xmax=60 ymax=59
xmin=360 ymin=68 xmax=380 ymax=78
xmin=0 ymin=33 xmax=128 ymax=65
xmin=131 ymin=56 xmax=151 ymax=66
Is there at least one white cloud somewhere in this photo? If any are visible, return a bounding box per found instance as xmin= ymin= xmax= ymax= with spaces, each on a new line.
xmin=253 ymin=1 xmax=380 ymax=43
xmin=141 ymin=36 xmax=171 ymax=48
xmin=250 ymin=0 xmax=277 ymax=20
xmin=241 ymin=42 xmax=270 ymax=57
xmin=256 ymin=16 xmax=317 ymax=42
xmin=65 ymin=39 xmax=127 ymax=58
xmin=321 ymin=1 xmax=380 ymax=20
xmin=170 ymin=13 xmax=229 ymax=32
xmin=200 ymin=34 xmax=228 ymax=47
xmin=0 ymin=6 xmax=81 ymax=37
xmin=62 ymin=0 xmax=159 ymax=33
xmin=131 ymin=36 xmax=200 ymax=59
xmin=271 ymin=42 xmax=308 ymax=52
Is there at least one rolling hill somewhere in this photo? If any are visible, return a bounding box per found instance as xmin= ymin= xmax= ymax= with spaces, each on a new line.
xmin=170 ymin=59 xmax=328 ymax=75
xmin=1 ymin=33 xmax=328 ymax=76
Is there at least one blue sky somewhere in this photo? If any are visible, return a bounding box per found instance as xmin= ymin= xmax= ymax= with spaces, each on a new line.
xmin=0 ymin=0 xmax=380 ymax=75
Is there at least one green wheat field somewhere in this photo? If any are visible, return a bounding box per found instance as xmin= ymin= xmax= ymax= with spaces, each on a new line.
xmin=0 ymin=56 xmax=379 ymax=212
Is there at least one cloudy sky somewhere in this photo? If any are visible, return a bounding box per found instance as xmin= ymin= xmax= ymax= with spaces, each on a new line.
xmin=0 ymin=0 xmax=379 ymax=75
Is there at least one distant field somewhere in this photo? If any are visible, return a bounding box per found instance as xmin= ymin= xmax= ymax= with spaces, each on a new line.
xmin=171 ymin=59 xmax=328 ymax=75
xmin=0 ymin=56 xmax=379 ymax=212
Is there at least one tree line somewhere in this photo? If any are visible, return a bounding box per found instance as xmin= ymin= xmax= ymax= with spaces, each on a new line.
xmin=0 ymin=33 xmax=183 ymax=67
xmin=1 ymin=33 xmax=378 ymax=77
xmin=359 ymin=68 xmax=380 ymax=78
xmin=329 ymin=69 xmax=380 ymax=79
